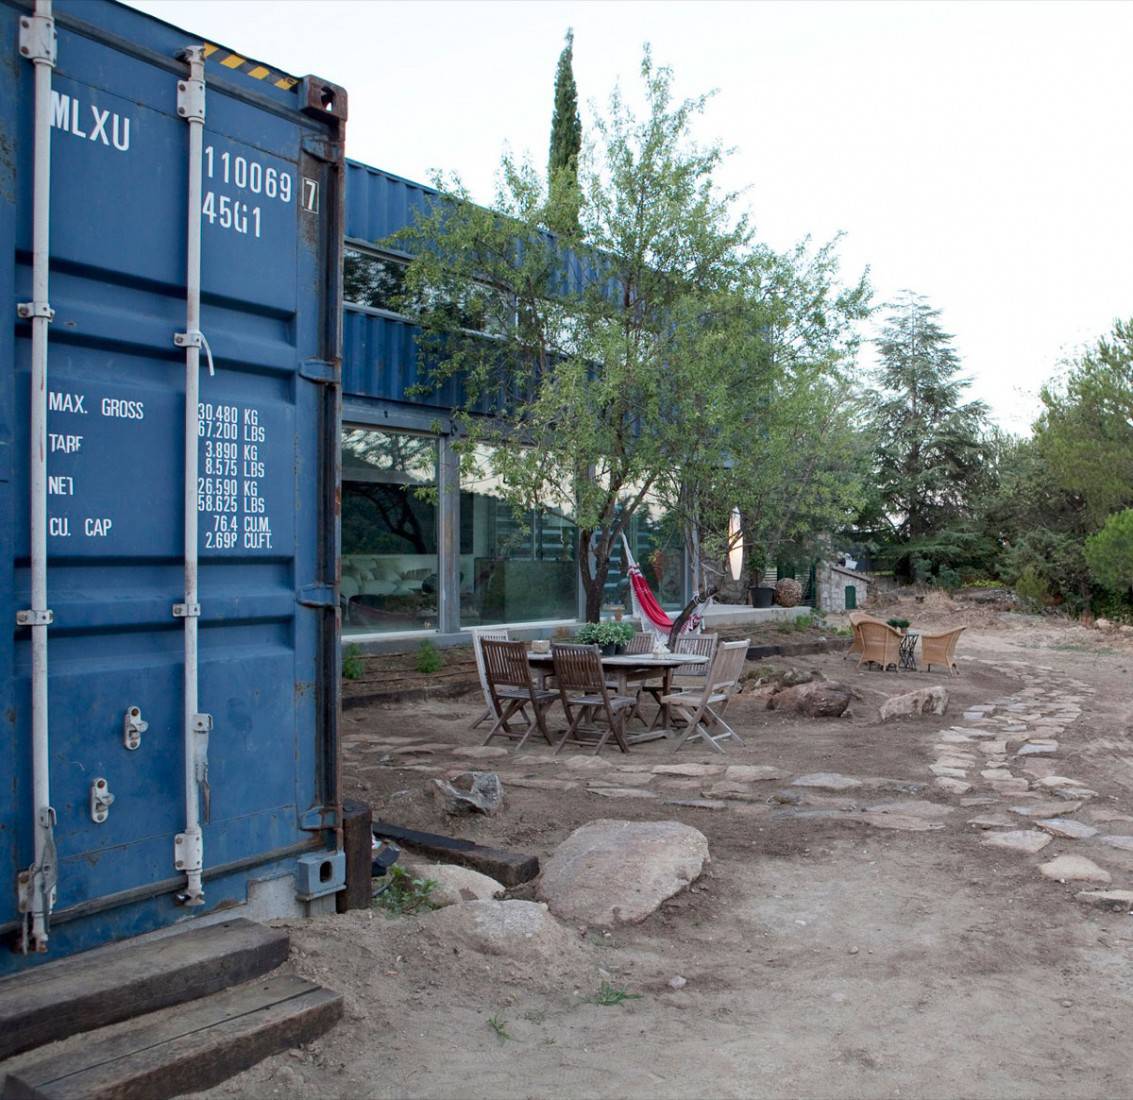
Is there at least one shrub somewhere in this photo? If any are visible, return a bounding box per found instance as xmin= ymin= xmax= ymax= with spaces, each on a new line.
xmin=342 ymin=644 xmax=364 ymax=681
xmin=934 ymin=567 xmax=962 ymax=591
xmin=416 ymin=640 xmax=443 ymax=674
xmin=576 ymin=621 xmax=635 ymax=647
xmin=1085 ymin=509 xmax=1133 ymax=595
xmin=1014 ymin=564 xmax=1051 ymax=610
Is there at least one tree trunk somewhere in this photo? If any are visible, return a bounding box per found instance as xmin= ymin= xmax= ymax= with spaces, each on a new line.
xmin=579 ymin=528 xmax=612 ymax=623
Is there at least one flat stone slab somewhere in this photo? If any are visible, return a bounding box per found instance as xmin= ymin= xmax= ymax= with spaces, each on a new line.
xmin=858 ymin=813 xmax=943 ymax=832
xmin=1010 ymin=800 xmax=1083 ymax=818
xmin=981 ymin=769 xmax=1014 ymax=781
xmin=589 ymin=772 xmax=654 ymax=787
xmin=506 ymin=777 xmax=579 ymax=792
xmin=792 ymin=773 xmax=862 ymax=791
xmin=1022 ymin=760 xmax=1060 ymax=778
xmin=968 ymin=813 xmax=1017 ymax=829
xmin=538 ymin=819 xmax=710 ymax=925
xmin=1054 ymin=788 xmax=1096 ymax=801
xmin=1017 ymin=742 xmax=1059 ymax=756
xmin=652 ymin=763 xmax=726 ymax=778
xmin=1036 ymin=818 xmax=1099 ymax=840
xmin=1075 ymin=890 xmax=1133 ymax=911
xmin=930 ymin=765 xmax=968 ymax=779
xmin=564 ymin=756 xmax=611 ymax=771
xmin=1040 ymin=855 xmax=1111 ymax=884
xmin=1035 ymin=776 xmax=1087 ymax=789
xmin=664 ymin=799 xmax=730 ymax=811
xmin=703 ymin=781 xmax=761 ymax=800
xmin=981 ymin=830 xmax=1052 ymax=854
xmin=935 ymin=777 xmax=972 ymax=795
xmin=1090 ymin=809 xmax=1133 ymax=823
xmin=588 ymin=787 xmax=658 ymax=800
xmin=866 ymin=800 xmax=954 ymax=819
xmin=1100 ymin=835 xmax=1133 ymax=852
xmin=724 ymin=765 xmax=787 ymax=782
xmin=452 ymin=746 xmax=510 ymax=759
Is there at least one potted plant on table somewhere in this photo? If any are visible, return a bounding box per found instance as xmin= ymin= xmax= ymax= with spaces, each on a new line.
xmin=576 ymin=621 xmax=635 ymax=656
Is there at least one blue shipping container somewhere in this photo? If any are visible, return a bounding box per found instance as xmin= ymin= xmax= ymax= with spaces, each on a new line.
xmin=0 ymin=0 xmax=345 ymax=972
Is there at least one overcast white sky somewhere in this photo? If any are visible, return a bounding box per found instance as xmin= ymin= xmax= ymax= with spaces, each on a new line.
xmin=130 ymin=0 xmax=1133 ymax=434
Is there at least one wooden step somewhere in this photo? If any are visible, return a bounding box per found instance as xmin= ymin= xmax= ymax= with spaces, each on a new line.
xmin=1 ymin=974 xmax=342 ymax=1100
xmin=0 ymin=919 xmax=289 ymax=1060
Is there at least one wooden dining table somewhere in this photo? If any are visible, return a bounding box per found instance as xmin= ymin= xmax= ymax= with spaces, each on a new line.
xmin=526 ymin=650 xmax=710 ymax=745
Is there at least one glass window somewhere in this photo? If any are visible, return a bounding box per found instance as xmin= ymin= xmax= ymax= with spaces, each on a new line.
xmin=341 ymin=428 xmax=438 ymax=634
xmin=343 ymin=248 xmax=407 ymax=311
xmin=459 ymin=446 xmax=578 ymax=626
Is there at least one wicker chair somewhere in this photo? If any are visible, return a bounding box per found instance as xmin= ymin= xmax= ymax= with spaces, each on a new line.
xmin=857 ymin=619 xmax=903 ymax=671
xmin=920 ymin=626 xmax=965 ymax=676
xmin=846 ymin=611 xmax=887 ymax=660
xmin=480 ymin=639 xmax=558 ymax=750
xmin=551 ymin=642 xmax=636 ymax=755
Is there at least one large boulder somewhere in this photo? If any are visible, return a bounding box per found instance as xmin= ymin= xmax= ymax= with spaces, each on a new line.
xmin=538 ymin=819 xmax=709 ymax=926
xmin=420 ymin=900 xmax=579 ymax=967
xmin=400 ymin=860 xmax=505 ymax=907
xmin=878 ymin=685 xmax=949 ymax=721
xmin=769 ymin=681 xmax=852 ymax=717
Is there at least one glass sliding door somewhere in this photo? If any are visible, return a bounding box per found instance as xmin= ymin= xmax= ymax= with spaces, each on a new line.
xmin=459 ymin=446 xmax=578 ymax=626
xmin=341 ymin=427 xmax=439 ymax=634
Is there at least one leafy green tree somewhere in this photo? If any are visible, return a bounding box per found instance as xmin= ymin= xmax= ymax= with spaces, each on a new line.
xmin=390 ymin=50 xmax=761 ymax=621
xmin=1085 ymin=509 xmax=1133 ymax=596
xmin=547 ymin=28 xmax=582 ymax=238
xmin=1036 ymin=318 xmax=1133 ymax=526
xmin=869 ymin=292 xmax=989 ymax=579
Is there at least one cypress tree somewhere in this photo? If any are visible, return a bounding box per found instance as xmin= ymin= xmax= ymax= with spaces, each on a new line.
xmin=547 ymin=28 xmax=582 ymax=237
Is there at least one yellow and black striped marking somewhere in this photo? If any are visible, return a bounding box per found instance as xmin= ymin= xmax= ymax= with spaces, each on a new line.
xmin=202 ymin=43 xmax=299 ymax=91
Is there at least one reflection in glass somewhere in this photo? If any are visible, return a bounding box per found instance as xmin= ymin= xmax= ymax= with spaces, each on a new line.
xmin=341 ymin=428 xmax=438 ymax=634
xmin=459 ymin=446 xmax=578 ymax=625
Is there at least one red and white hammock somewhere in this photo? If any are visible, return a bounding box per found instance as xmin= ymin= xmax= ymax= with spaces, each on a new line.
xmin=620 ymin=535 xmax=704 ymax=643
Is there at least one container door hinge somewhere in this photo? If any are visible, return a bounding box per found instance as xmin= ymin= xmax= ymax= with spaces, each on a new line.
xmin=19 ymin=12 xmax=56 ymax=67
xmin=90 ymin=778 xmax=114 ymax=823
xmin=17 ymin=301 xmax=54 ymax=321
xmin=300 ymin=804 xmax=341 ymax=830
xmin=123 ymin=706 xmax=148 ymax=751
xmin=173 ymin=602 xmax=201 ymax=618
xmin=299 ymin=358 xmax=339 ymax=385
xmin=298 ymin=584 xmax=336 ymax=608
xmin=16 ymin=609 xmax=53 ymax=626
xmin=17 ymin=806 xmax=57 ymax=954
xmin=176 ymin=51 xmax=206 ymax=123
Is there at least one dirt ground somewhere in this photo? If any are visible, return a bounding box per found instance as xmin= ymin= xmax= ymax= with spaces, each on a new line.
xmin=201 ymin=602 xmax=1133 ymax=1100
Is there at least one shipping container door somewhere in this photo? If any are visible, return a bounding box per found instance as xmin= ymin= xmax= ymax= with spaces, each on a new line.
xmin=0 ymin=0 xmax=343 ymax=968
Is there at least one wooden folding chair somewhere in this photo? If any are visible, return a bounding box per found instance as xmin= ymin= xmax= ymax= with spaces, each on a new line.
xmin=640 ymin=632 xmax=718 ymax=728
xmin=480 ymin=639 xmax=557 ymax=750
xmin=551 ymin=642 xmax=636 ymax=755
xmin=614 ymin=631 xmax=660 ymax=726
xmin=661 ymin=639 xmax=749 ymax=753
xmin=470 ymin=627 xmax=510 ymax=729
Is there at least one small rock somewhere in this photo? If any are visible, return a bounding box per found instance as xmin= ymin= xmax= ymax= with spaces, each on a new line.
xmin=1039 ymin=855 xmax=1111 ymax=884
xmin=431 ymin=771 xmax=504 ymax=815
xmin=848 ymin=946 xmax=859 ymax=955
xmin=771 ymin=789 xmax=803 ymax=805
xmin=879 ymin=686 xmax=949 ymax=721
xmin=770 ymin=681 xmax=853 ymax=717
xmin=792 ymin=773 xmax=862 ymax=791
xmin=1075 ymin=890 xmax=1133 ymax=911
xmin=981 ymin=830 xmax=1052 ymax=853
xmin=669 ymin=975 xmax=688 ymax=989
xmin=1035 ymin=818 xmax=1099 ymax=840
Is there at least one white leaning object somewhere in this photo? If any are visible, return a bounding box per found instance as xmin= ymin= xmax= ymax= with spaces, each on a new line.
xmin=470 ymin=627 xmax=509 ymax=729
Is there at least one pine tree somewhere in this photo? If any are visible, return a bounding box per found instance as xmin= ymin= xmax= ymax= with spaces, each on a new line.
xmin=870 ymin=292 xmax=988 ymax=575
xmin=547 ymin=28 xmax=582 ymax=237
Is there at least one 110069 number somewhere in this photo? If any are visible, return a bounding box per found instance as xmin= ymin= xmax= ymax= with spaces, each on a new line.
xmin=204 ymin=147 xmax=292 ymax=203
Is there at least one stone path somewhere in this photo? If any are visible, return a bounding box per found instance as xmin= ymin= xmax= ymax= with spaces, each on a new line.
xmin=921 ymin=662 xmax=1133 ymax=907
